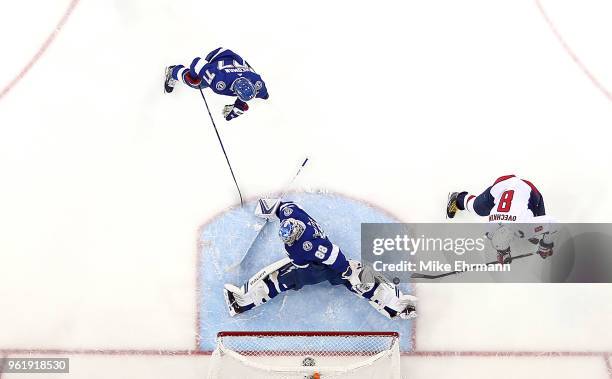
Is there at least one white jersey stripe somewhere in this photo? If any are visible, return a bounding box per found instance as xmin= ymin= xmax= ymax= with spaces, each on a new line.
xmin=465 ymin=194 xmax=476 ymax=213
xmin=193 ymin=58 xmax=207 ymax=74
xmin=322 ymin=244 xmax=340 ymax=265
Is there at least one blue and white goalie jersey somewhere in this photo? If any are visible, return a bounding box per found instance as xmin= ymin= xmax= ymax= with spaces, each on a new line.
xmin=275 ymin=202 xmax=350 ymax=274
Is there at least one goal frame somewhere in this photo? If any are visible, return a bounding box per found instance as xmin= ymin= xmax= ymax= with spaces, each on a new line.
xmin=216 ymin=330 xmax=399 ymax=338
xmin=209 ymin=330 xmax=401 ymax=377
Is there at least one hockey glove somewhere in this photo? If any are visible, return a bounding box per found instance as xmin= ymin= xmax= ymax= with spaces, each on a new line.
xmin=497 ymin=248 xmax=512 ymax=264
xmin=537 ymin=240 xmax=554 ymax=259
xmin=342 ymin=260 xmax=364 ymax=288
xmin=254 ymin=198 xmax=281 ymax=220
xmin=182 ymin=69 xmax=203 ymax=89
xmin=222 ymin=99 xmax=249 ymax=121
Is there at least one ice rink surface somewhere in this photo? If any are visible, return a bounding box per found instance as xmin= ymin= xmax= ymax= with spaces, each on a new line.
xmin=1 ymin=0 xmax=612 ymax=377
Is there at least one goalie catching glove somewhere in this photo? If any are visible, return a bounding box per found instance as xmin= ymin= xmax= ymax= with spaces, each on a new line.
xmin=254 ymin=198 xmax=281 ymax=221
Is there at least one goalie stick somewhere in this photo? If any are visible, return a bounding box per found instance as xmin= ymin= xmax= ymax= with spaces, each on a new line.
xmin=410 ymin=253 xmax=534 ymax=280
xmin=224 ymin=157 xmax=309 ymax=273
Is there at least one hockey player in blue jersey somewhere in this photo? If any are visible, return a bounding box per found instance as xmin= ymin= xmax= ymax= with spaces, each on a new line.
xmin=164 ymin=47 xmax=269 ymax=121
xmin=223 ymin=199 xmax=417 ymax=320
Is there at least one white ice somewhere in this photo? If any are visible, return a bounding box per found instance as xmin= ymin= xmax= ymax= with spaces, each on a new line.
xmin=1 ymin=0 xmax=611 ymax=377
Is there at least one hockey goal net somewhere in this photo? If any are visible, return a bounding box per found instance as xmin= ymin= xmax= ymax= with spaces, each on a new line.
xmin=206 ymin=331 xmax=400 ymax=379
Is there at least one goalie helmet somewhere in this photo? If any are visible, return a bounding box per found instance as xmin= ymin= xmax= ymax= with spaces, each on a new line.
xmin=231 ymin=77 xmax=256 ymax=102
xmin=279 ymin=218 xmax=305 ymax=246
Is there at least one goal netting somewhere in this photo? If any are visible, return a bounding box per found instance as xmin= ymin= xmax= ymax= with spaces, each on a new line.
xmin=206 ymin=331 xmax=401 ymax=379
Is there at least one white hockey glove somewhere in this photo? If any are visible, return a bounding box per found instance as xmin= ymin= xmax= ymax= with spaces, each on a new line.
xmin=254 ymin=198 xmax=281 ymax=220
xmin=536 ymin=231 xmax=555 ymax=259
xmin=222 ymin=99 xmax=249 ymax=121
xmin=342 ymin=260 xmax=367 ymax=290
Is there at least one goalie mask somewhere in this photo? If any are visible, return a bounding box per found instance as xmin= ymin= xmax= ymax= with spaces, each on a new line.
xmin=279 ymin=218 xmax=305 ymax=246
xmin=231 ymin=77 xmax=256 ymax=102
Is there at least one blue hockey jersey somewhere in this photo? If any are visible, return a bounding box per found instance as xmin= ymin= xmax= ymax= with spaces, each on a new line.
xmin=275 ymin=202 xmax=350 ymax=275
xmin=189 ymin=47 xmax=269 ymax=99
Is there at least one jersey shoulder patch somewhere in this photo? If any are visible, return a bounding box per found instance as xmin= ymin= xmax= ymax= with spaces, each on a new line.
xmin=279 ymin=202 xmax=302 ymax=218
xmin=282 ymin=206 xmax=294 ymax=217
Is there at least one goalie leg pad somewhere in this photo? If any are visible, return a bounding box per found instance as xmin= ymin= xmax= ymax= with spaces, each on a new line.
xmin=224 ymin=276 xmax=275 ymax=316
xmin=367 ymin=282 xmax=417 ymax=320
xmin=347 ymin=265 xmax=417 ymax=320
xmin=224 ymin=258 xmax=292 ymax=316
xmin=223 ymin=284 xmax=256 ymax=316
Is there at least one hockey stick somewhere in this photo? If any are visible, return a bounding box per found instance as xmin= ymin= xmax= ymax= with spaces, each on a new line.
xmin=224 ymin=157 xmax=309 ymax=273
xmin=410 ymin=253 xmax=535 ymax=280
xmin=279 ymin=157 xmax=309 ymax=199
xmin=198 ymin=87 xmax=244 ymax=207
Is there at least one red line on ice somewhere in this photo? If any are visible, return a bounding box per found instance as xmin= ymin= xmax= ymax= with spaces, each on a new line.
xmin=0 ymin=0 xmax=80 ymax=101
xmin=534 ymin=0 xmax=612 ymax=103
xmin=604 ymin=353 xmax=612 ymax=379
xmin=0 ymin=348 xmax=611 ymax=358
xmin=404 ymin=351 xmax=611 ymax=357
xmin=0 ymin=349 xmax=211 ymax=356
